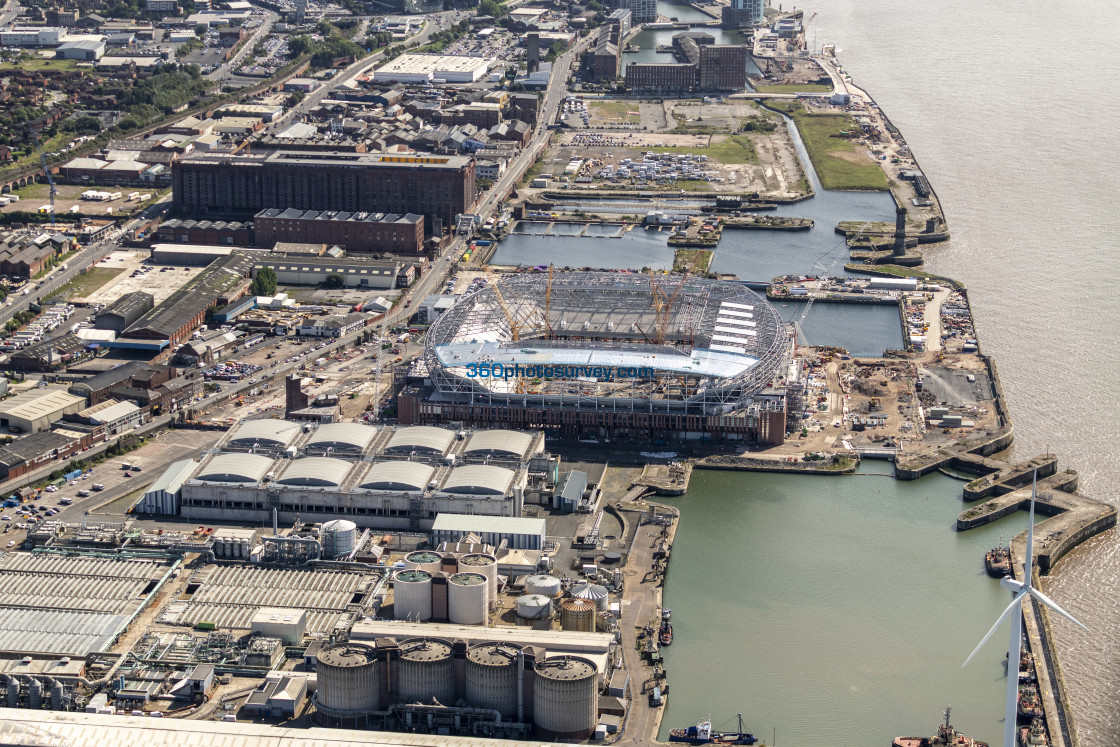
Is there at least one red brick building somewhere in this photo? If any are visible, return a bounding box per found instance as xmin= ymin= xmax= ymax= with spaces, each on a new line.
xmin=254 ymin=208 xmax=425 ymax=254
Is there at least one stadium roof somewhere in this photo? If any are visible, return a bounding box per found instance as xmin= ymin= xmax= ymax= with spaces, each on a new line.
xmin=385 ymin=426 xmax=455 ymax=454
xmin=195 ymin=453 xmax=273 ymax=483
xmin=276 ymin=457 xmax=352 ymax=487
xmin=306 ymin=422 xmax=378 ymax=452
xmin=462 ymin=430 xmax=533 ymax=458
xmin=358 ymin=461 xmax=435 ymax=492
xmin=441 ymin=465 xmax=515 ymax=496
xmin=229 ymin=419 xmax=302 ymax=448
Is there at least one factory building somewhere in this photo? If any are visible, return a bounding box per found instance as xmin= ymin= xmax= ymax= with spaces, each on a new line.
xmin=431 ymin=514 xmax=546 ymax=551
xmin=137 ymin=457 xmax=196 ymax=515
xmin=254 ymin=208 xmax=425 ymax=255
xmin=0 ymin=387 xmax=86 ymax=433
xmin=172 ymin=151 xmax=476 ymax=232
xmin=93 ymin=292 xmax=154 ymax=334
xmin=249 ymin=254 xmax=402 ymax=291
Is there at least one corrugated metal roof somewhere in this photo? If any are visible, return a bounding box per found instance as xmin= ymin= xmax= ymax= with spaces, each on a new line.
xmin=0 ymin=387 xmax=85 ymax=421
xmin=440 ymin=465 xmax=515 ymax=496
xmin=228 ymin=418 xmax=301 ymax=447
xmin=194 ymin=453 xmax=273 ymax=483
xmin=0 ymin=608 xmax=128 ymax=656
xmin=431 ymin=513 xmax=546 ymax=537
xmin=306 ymin=422 xmax=378 ymax=451
xmin=385 ymin=425 xmax=454 ymax=453
xmin=358 ymin=461 xmax=434 ymax=492
xmin=88 ymin=399 xmax=140 ymax=424
xmin=276 ymin=457 xmax=353 ymax=487
xmin=146 ymin=458 xmax=201 ymax=496
xmin=462 ymin=430 xmax=533 ymax=458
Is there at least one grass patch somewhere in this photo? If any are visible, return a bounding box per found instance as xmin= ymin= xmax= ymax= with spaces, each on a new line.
xmin=652 ymin=134 xmax=759 ymax=165
xmin=772 ymin=103 xmax=888 ymax=191
xmin=753 ymin=83 xmax=833 ymax=94
xmin=844 ymin=263 xmax=965 ymax=289
xmin=673 ymin=249 xmax=713 ymax=273
xmin=0 ymin=59 xmax=78 ymax=72
xmin=43 ymin=267 xmax=124 ymax=301
xmin=590 ymin=100 xmax=640 ymax=123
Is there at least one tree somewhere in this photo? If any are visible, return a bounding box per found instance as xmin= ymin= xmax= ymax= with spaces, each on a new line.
xmin=195 ymin=24 xmax=208 ymax=37
xmin=251 ymin=267 xmax=277 ymax=296
xmin=478 ymin=0 xmax=505 ymax=17
xmin=322 ymin=273 xmax=344 ymax=289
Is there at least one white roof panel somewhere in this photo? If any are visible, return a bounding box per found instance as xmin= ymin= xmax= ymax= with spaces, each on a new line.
xmin=229 ymin=419 xmax=302 ymax=448
xmin=276 ymin=457 xmax=353 ymax=487
xmin=194 ymin=453 xmax=273 ymax=483
xmin=720 ymin=301 xmax=755 ymax=311
xmin=463 ymin=430 xmax=533 ymax=458
xmin=716 ymin=308 xmax=754 ymax=319
xmin=306 ymin=422 xmax=379 ymax=452
xmin=441 ymin=465 xmax=515 ymax=495
xmin=385 ymin=426 xmax=455 ymax=454
xmin=359 ymin=461 xmax=434 ymax=492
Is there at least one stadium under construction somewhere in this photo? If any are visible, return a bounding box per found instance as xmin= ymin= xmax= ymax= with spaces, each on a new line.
xmin=400 ymin=272 xmax=791 ymax=443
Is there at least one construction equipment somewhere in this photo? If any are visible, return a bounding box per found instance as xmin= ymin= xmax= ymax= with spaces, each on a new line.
xmin=485 ymin=267 xmax=521 ymax=342
xmin=792 ymin=220 xmax=871 ymax=348
xmin=29 ymin=128 xmax=57 ymax=229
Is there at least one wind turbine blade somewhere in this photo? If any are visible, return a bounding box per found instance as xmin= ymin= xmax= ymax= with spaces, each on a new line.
xmin=1024 ymin=471 xmax=1037 ymax=586
xmin=962 ymin=591 xmax=1026 ymax=667
xmin=1029 ymin=587 xmax=1090 ymax=633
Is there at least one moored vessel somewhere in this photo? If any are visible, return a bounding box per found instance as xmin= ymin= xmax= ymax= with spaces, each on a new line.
xmin=893 ymin=706 xmax=989 ymax=747
xmin=1017 ymin=684 xmax=1043 ymax=720
xmin=670 ymin=714 xmax=757 ymax=745
xmin=985 ymin=537 xmax=1010 ymax=577
xmin=1019 ymin=717 xmax=1048 ymax=746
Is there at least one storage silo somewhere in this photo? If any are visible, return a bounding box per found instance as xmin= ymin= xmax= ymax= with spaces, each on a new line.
xmin=524 ymin=574 xmax=562 ymax=598
xmin=516 ymin=594 xmax=552 ymax=620
xmin=321 ymin=520 xmax=358 ymax=559
xmin=393 ymin=569 xmax=433 ymax=622
xmin=570 ymin=582 xmax=609 ymax=613
xmin=533 ymin=656 xmax=598 ymax=739
xmin=559 ymin=598 xmax=596 ymax=632
xmin=447 ymin=572 xmax=489 ymax=625
xmin=404 ymin=551 xmax=443 ymax=574
xmin=397 ymin=638 xmax=455 ymax=705
xmin=457 ymin=553 xmax=498 ymax=605
xmin=315 ymin=643 xmax=379 ymax=723
xmin=465 ymin=642 xmax=521 ymax=717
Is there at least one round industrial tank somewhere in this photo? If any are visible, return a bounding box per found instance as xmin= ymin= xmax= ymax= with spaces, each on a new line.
xmin=315 ymin=643 xmax=380 ymax=718
xmin=524 ymin=574 xmax=562 ymax=598
xmin=447 ymin=572 xmax=489 ymax=625
xmin=404 ymin=550 xmax=442 ymax=574
xmin=465 ymin=642 xmax=521 ymax=717
xmin=559 ymin=598 xmax=596 ymax=632
xmin=533 ymin=656 xmax=599 ymax=739
xmin=516 ymin=594 xmax=553 ymax=620
xmin=457 ymin=553 xmax=498 ymax=604
xmin=396 ymin=638 xmax=454 ymax=705
xmin=321 ymin=519 xmax=358 ymax=559
xmin=570 ymin=582 xmax=609 ymax=613
xmin=393 ymin=569 xmax=433 ymax=622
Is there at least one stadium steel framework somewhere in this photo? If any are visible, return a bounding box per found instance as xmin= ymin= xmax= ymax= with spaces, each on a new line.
xmin=421 ymin=272 xmax=789 ymax=418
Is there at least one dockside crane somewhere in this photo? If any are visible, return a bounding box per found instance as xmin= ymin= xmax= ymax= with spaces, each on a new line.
xmin=30 ymin=128 xmax=57 ymax=229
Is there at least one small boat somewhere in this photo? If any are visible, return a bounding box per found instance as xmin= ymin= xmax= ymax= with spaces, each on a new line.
xmin=1019 ymin=717 xmax=1048 ymax=746
xmin=1018 ymin=684 xmax=1043 ymax=720
xmin=660 ymin=621 xmax=674 ymax=646
xmin=894 ymin=706 xmax=989 ymax=747
xmin=986 ymin=537 xmax=1010 ymax=577
xmin=670 ymin=715 xmax=756 ymax=745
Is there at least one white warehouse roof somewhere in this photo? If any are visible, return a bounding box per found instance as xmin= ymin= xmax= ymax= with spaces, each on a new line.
xmin=358 ymin=462 xmax=435 ymax=492
xmin=385 ymin=426 xmax=455 ymax=454
xmin=228 ymin=419 xmax=302 ymax=448
xmin=194 ymin=453 xmax=273 ymax=483
xmin=306 ymin=422 xmax=378 ymax=452
xmin=441 ymin=465 xmax=515 ymax=496
xmin=276 ymin=457 xmax=353 ymax=487
xmin=431 ymin=513 xmax=545 ymax=537
xmin=463 ymin=430 xmax=533 ymax=458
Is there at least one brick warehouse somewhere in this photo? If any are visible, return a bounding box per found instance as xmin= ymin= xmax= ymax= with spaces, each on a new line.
xmin=172 ymin=151 xmax=476 ymax=234
xmin=254 ymin=209 xmax=425 ymax=254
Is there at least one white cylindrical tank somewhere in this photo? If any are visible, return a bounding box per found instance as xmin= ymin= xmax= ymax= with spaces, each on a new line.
xmin=393 ymin=569 xmax=433 ymax=622
xmin=559 ymin=598 xmax=596 ymax=632
xmin=316 ymin=643 xmax=380 ymax=717
xmin=516 ymin=594 xmax=552 ymax=620
xmin=524 ymin=574 xmax=562 ymax=598
xmin=533 ymin=656 xmax=598 ymax=739
xmin=397 ymin=638 xmax=454 ymax=705
xmin=570 ymin=583 xmax=609 ymax=612
xmin=448 ymin=572 xmax=489 ymax=625
xmin=404 ymin=550 xmax=443 ymax=574
xmin=465 ymin=642 xmax=521 ymax=717
xmin=457 ymin=553 xmax=498 ymax=605
xmin=321 ymin=519 xmax=357 ymax=559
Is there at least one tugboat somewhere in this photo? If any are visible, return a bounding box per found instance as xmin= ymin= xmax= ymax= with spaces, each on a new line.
xmin=660 ymin=608 xmax=674 ymax=646
xmin=893 ymin=706 xmax=990 ymax=747
xmin=986 ymin=537 xmax=1011 ymax=577
xmin=670 ymin=715 xmax=757 ymax=745
xmin=1019 ymin=717 xmax=1048 ymax=746
xmin=1018 ymin=684 xmax=1043 ymax=721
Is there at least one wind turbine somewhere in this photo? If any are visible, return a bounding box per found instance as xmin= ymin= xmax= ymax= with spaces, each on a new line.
xmin=962 ymin=472 xmax=1089 ymax=747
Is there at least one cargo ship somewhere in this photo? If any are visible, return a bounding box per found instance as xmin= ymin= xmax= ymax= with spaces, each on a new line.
xmin=670 ymin=715 xmax=757 ymax=745
xmin=985 ymin=538 xmax=1010 ymax=577
xmin=893 ymin=707 xmax=989 ymax=747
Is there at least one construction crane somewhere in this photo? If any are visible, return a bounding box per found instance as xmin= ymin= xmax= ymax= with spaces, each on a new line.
xmin=29 ymin=128 xmax=57 ymax=229
xmin=792 ymin=220 xmax=871 ymax=347
xmin=543 ymin=263 xmax=554 ymax=338
xmin=657 ymin=255 xmax=699 ymax=345
xmin=485 ymin=267 xmax=521 ymax=342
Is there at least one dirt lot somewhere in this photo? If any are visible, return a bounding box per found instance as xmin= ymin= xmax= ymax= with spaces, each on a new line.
xmin=1 ymin=183 xmax=162 ymax=219
xmin=83 ymin=252 xmax=207 ymax=305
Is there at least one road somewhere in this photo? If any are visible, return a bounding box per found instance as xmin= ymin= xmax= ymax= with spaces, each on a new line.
xmin=207 ymin=9 xmax=280 ymax=83
xmin=0 ymin=0 xmax=18 ymax=25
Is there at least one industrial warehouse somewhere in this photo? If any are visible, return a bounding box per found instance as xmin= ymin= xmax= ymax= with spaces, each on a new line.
xmin=163 ymin=421 xmax=552 ymax=530
xmin=401 ymin=272 xmax=791 ymax=443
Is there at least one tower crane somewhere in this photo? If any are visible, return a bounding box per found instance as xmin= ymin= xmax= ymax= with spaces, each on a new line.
xmin=29 ymin=129 xmax=57 ymax=229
